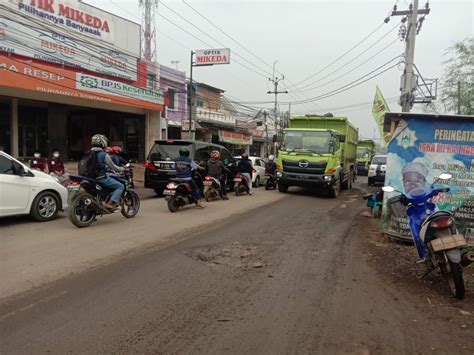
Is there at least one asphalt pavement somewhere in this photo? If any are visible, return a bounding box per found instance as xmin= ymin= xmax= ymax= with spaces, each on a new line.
xmin=1 ymin=178 xmax=472 ymax=354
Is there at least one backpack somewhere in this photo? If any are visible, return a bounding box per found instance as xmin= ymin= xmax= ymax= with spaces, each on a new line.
xmin=78 ymin=150 xmax=99 ymax=178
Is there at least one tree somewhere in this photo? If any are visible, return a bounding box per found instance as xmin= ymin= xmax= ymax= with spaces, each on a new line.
xmin=439 ymin=38 xmax=474 ymax=115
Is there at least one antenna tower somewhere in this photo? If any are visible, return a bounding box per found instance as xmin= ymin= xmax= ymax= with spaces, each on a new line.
xmin=139 ymin=0 xmax=158 ymax=62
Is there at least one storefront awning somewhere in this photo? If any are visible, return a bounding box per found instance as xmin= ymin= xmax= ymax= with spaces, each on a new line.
xmin=219 ymin=130 xmax=253 ymax=145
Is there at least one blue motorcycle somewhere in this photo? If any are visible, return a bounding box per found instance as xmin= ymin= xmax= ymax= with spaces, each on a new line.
xmin=384 ymin=174 xmax=470 ymax=299
xmin=67 ymin=173 xmax=140 ymax=228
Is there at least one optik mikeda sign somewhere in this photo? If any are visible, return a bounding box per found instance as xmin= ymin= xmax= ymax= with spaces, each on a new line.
xmin=194 ymin=48 xmax=231 ymax=66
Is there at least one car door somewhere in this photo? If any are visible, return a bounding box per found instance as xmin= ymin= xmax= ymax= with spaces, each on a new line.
xmin=0 ymin=155 xmax=31 ymax=215
xmin=256 ymin=159 xmax=266 ymax=180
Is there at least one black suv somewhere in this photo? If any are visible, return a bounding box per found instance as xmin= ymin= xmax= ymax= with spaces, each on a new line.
xmin=144 ymin=140 xmax=237 ymax=195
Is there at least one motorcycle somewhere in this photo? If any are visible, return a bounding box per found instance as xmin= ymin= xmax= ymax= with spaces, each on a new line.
xmin=67 ymin=172 xmax=140 ymax=228
xmin=233 ymin=172 xmax=250 ymax=196
xmin=203 ymin=176 xmax=225 ymax=202
xmin=164 ymin=173 xmax=203 ymax=212
xmin=264 ymin=171 xmax=277 ymax=190
xmin=383 ymin=173 xmax=472 ymax=299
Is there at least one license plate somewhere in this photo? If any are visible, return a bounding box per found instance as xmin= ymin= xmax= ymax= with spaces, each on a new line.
xmin=203 ymin=181 xmax=212 ymax=186
xmin=234 ymin=178 xmax=242 ymax=182
xmin=163 ymin=189 xmax=175 ymax=196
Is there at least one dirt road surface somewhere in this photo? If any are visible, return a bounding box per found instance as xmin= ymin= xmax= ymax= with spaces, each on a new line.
xmin=1 ymin=182 xmax=473 ymax=354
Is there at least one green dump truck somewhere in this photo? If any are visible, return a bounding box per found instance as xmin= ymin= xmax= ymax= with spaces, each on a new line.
xmin=276 ymin=115 xmax=358 ymax=197
xmin=356 ymin=140 xmax=376 ymax=176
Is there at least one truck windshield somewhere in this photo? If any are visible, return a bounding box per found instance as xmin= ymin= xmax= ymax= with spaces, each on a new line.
xmin=283 ymin=131 xmax=332 ymax=154
xmin=357 ymin=148 xmax=369 ymax=158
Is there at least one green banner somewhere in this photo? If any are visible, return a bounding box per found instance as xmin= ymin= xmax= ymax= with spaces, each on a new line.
xmin=372 ymin=86 xmax=390 ymax=145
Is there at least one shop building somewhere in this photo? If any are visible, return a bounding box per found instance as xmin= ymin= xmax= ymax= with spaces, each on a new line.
xmin=159 ymin=64 xmax=187 ymax=140
xmin=0 ymin=0 xmax=164 ymax=161
xmin=183 ymin=82 xmax=252 ymax=155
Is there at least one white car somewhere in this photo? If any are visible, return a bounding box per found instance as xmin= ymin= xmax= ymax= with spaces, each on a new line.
xmin=235 ymin=156 xmax=267 ymax=187
xmin=0 ymin=151 xmax=68 ymax=221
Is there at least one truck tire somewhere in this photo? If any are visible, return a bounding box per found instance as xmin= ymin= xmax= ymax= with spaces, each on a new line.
xmin=341 ymin=170 xmax=350 ymax=190
xmin=329 ymin=180 xmax=340 ymax=198
xmin=278 ymin=183 xmax=289 ymax=193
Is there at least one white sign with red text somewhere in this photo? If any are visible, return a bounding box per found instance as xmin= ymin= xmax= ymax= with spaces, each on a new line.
xmin=194 ymin=48 xmax=230 ymax=66
xmin=0 ymin=17 xmax=137 ymax=80
xmin=2 ymin=0 xmax=141 ymax=57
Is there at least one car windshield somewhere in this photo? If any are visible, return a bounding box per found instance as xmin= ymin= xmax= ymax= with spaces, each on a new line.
xmin=372 ymin=156 xmax=387 ymax=164
xmin=282 ymin=131 xmax=332 ymax=154
xmin=149 ymin=143 xmax=193 ymax=161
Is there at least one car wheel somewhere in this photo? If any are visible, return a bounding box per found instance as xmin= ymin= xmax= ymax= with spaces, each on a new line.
xmin=254 ymin=176 xmax=261 ymax=188
xmin=30 ymin=191 xmax=60 ymax=222
xmin=154 ymin=188 xmax=164 ymax=197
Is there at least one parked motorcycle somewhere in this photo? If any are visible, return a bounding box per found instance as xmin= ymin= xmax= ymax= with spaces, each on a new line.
xmin=67 ymin=172 xmax=140 ymax=228
xmin=233 ymin=172 xmax=250 ymax=196
xmin=203 ymin=176 xmax=224 ymax=202
xmin=264 ymin=172 xmax=277 ymax=190
xmin=383 ymin=173 xmax=472 ymax=299
xmin=164 ymin=173 xmax=203 ymax=212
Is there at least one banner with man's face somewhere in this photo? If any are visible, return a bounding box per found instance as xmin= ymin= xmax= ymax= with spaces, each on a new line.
xmin=382 ymin=117 xmax=474 ymax=242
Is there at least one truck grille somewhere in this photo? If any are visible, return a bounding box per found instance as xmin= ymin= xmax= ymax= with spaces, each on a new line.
xmin=282 ymin=160 xmax=327 ymax=174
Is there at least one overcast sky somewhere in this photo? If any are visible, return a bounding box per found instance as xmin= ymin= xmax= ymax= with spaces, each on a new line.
xmin=86 ymin=0 xmax=473 ymax=140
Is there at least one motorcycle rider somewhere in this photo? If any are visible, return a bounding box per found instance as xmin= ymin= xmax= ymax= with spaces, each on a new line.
xmin=90 ymin=134 xmax=126 ymax=210
xmin=207 ymin=150 xmax=229 ymax=200
xmin=265 ymin=155 xmax=277 ymax=174
xmin=237 ymin=153 xmax=253 ymax=195
xmin=110 ymin=146 xmax=127 ymax=167
xmin=175 ymin=147 xmax=204 ymax=208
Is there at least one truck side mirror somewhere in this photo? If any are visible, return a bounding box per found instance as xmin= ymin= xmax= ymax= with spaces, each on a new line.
xmin=339 ymin=134 xmax=346 ymax=142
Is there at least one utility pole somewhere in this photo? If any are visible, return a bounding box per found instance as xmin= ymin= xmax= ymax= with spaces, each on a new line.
xmin=188 ymin=51 xmax=194 ymax=139
xmin=267 ymin=61 xmax=288 ymax=144
xmin=264 ymin=111 xmax=269 ymax=157
xmin=386 ymin=0 xmax=430 ymax=112
xmin=457 ymin=81 xmax=461 ymax=114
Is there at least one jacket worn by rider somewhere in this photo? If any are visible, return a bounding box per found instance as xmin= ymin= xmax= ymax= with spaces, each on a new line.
xmin=175 ymin=156 xmax=198 ymax=179
xmin=265 ymin=161 xmax=277 ymax=174
xmin=237 ymin=159 xmax=253 ymax=174
xmin=91 ymin=147 xmax=124 ymax=179
xmin=207 ymin=159 xmax=226 ymax=180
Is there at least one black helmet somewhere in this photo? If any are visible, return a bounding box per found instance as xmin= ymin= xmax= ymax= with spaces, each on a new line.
xmin=241 ymin=153 xmax=249 ymax=160
xmin=179 ymin=147 xmax=190 ymax=157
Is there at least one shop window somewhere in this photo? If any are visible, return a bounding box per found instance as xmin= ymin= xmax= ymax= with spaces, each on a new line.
xmin=196 ymin=99 xmax=204 ymax=107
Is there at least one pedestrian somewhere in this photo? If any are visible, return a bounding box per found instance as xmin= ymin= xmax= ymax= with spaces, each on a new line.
xmin=48 ymin=149 xmax=69 ymax=186
xmin=29 ymin=151 xmax=47 ymax=172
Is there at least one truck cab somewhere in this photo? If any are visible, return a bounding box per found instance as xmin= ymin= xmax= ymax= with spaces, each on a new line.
xmin=276 ymin=116 xmax=358 ymax=197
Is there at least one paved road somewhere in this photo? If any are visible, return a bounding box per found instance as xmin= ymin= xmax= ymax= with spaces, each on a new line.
xmin=1 ymin=181 xmax=472 ymax=354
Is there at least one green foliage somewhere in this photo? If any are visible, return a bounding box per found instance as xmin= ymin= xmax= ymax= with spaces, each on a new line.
xmin=440 ymin=38 xmax=474 ymax=115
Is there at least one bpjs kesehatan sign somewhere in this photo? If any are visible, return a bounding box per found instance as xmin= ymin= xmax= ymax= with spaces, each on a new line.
xmin=194 ymin=48 xmax=231 ymax=66
xmin=2 ymin=0 xmax=141 ymax=57
xmin=0 ymin=17 xmax=137 ymax=81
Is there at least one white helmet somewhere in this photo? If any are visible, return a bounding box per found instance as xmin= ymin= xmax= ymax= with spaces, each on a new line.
xmin=268 ymin=155 xmax=275 ymax=161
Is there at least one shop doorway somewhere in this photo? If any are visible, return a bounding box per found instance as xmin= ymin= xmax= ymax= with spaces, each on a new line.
xmin=18 ymin=104 xmax=48 ymax=158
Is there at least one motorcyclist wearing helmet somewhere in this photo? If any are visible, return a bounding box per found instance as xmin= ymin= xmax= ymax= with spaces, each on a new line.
xmin=90 ymin=134 xmax=126 ymax=209
xmin=207 ymin=150 xmax=229 ymax=200
xmin=175 ymin=147 xmax=204 ymax=208
xmin=237 ymin=153 xmax=253 ymax=195
xmin=265 ymin=155 xmax=277 ymax=175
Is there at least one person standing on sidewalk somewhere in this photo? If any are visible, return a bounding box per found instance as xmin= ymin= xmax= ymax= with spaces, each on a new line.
xmin=237 ymin=153 xmax=254 ymax=195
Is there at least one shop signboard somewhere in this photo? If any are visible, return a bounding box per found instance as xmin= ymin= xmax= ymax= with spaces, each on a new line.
xmin=2 ymin=0 xmax=141 ymax=57
xmin=219 ymin=130 xmax=252 ymax=146
xmin=382 ymin=116 xmax=474 ymax=242
xmin=194 ymin=48 xmax=230 ymax=66
xmin=0 ymin=18 xmax=138 ymax=80
xmin=0 ymin=54 xmax=163 ymax=111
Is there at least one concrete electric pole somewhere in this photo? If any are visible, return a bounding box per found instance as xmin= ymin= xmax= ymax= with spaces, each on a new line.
xmin=386 ymin=0 xmax=430 ymax=112
xmin=267 ymin=61 xmax=288 ymax=144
